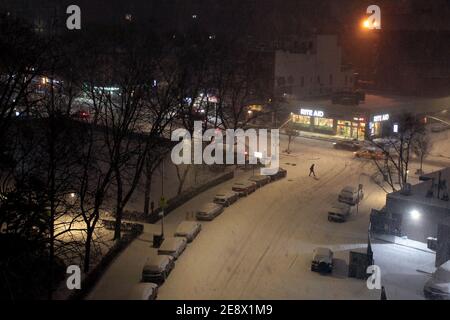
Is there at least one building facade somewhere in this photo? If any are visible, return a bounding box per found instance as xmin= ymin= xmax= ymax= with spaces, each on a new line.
xmin=274 ymin=35 xmax=354 ymax=100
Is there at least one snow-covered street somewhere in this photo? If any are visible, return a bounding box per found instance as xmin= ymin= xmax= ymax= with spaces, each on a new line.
xmin=87 ymin=135 xmax=448 ymax=300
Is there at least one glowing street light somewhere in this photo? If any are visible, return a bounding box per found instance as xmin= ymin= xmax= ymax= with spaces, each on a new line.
xmin=410 ymin=209 xmax=421 ymax=221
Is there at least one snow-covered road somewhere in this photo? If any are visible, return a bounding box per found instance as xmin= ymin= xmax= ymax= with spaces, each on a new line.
xmin=88 ymin=136 xmax=444 ymax=300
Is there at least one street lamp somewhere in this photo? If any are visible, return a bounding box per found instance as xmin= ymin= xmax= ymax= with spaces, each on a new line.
xmin=410 ymin=209 xmax=421 ymax=221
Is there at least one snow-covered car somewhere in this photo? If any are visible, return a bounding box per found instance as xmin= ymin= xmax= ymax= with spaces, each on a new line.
xmin=354 ymin=149 xmax=385 ymax=160
xmin=249 ymin=175 xmax=271 ymax=188
xmin=128 ymin=283 xmax=158 ymax=300
xmin=142 ymin=254 xmax=175 ymax=283
xmin=174 ymin=221 xmax=202 ymax=243
xmin=328 ymin=203 xmax=354 ymax=223
xmin=214 ymin=191 xmax=239 ymax=207
xmin=270 ymin=167 xmax=287 ymax=181
xmin=333 ymin=141 xmax=361 ymax=151
xmin=157 ymin=237 xmax=187 ymax=259
xmin=338 ymin=186 xmax=364 ymax=205
xmin=424 ymin=261 xmax=450 ymax=300
xmin=195 ymin=203 xmax=224 ymax=221
xmin=232 ymin=181 xmax=257 ymax=197
xmin=311 ymin=247 xmax=334 ymax=274
xmin=431 ymin=123 xmax=449 ymax=133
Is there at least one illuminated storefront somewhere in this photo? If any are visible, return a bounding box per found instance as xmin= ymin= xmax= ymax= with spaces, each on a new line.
xmin=291 ymin=107 xmax=367 ymax=141
xmin=369 ymin=113 xmax=391 ymax=137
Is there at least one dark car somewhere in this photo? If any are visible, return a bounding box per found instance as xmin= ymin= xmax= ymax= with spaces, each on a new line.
xmin=249 ymin=175 xmax=271 ymax=188
xmin=311 ymin=247 xmax=334 ymax=274
xmin=333 ymin=141 xmax=362 ymax=152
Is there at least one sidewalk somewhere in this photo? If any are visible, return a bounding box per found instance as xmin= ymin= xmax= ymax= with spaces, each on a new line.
xmin=372 ymin=233 xmax=435 ymax=254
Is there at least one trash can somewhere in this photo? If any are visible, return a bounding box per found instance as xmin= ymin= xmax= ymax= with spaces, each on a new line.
xmin=153 ymin=234 xmax=164 ymax=248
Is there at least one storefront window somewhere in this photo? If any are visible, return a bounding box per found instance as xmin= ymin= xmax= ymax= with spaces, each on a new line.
xmin=292 ymin=114 xmax=311 ymax=127
xmin=337 ymin=120 xmax=366 ymax=141
xmin=313 ymin=117 xmax=334 ymax=131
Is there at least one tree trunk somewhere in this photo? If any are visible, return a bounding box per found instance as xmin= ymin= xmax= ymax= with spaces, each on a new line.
xmin=84 ymin=228 xmax=93 ymax=273
xmin=143 ymin=171 xmax=152 ymax=216
xmin=176 ymin=165 xmax=191 ymax=195
xmin=114 ymin=170 xmax=123 ymax=240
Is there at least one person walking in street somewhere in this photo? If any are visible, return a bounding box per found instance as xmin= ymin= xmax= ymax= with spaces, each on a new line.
xmin=309 ymin=164 xmax=316 ymax=177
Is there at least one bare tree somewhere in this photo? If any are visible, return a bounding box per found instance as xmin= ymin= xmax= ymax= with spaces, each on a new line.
xmin=369 ymin=114 xmax=426 ymax=192
xmin=413 ymin=132 xmax=431 ymax=175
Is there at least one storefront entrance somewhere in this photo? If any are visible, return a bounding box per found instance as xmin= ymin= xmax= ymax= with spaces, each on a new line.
xmin=337 ymin=120 xmax=366 ymax=140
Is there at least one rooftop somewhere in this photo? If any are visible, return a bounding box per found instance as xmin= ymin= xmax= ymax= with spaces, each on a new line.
xmin=388 ymin=167 xmax=450 ymax=211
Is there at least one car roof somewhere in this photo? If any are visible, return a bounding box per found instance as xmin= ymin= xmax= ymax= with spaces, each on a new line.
xmin=128 ymin=283 xmax=157 ymax=300
xmin=434 ymin=261 xmax=450 ymax=282
xmin=143 ymin=254 xmax=172 ymax=272
xmin=159 ymin=237 xmax=185 ymax=251
xmin=176 ymin=221 xmax=199 ymax=233
xmin=342 ymin=186 xmax=356 ymax=192
xmin=314 ymin=247 xmax=333 ymax=256
xmin=331 ymin=203 xmax=349 ymax=211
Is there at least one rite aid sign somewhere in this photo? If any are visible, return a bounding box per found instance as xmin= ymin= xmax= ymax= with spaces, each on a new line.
xmin=300 ymin=109 xmax=325 ymax=117
xmin=373 ymin=114 xmax=390 ymax=122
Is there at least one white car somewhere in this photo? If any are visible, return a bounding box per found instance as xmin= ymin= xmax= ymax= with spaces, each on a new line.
xmin=424 ymin=261 xmax=450 ymax=300
xmin=196 ymin=203 xmax=224 ymax=221
xmin=174 ymin=221 xmax=202 ymax=243
xmin=328 ymin=203 xmax=354 ymax=223
xmin=157 ymin=237 xmax=187 ymax=259
xmin=128 ymin=283 xmax=158 ymax=300
xmin=338 ymin=186 xmax=364 ymax=205
xmin=142 ymin=254 xmax=175 ymax=283
xmin=214 ymin=191 xmax=239 ymax=207
xmin=311 ymin=247 xmax=334 ymax=274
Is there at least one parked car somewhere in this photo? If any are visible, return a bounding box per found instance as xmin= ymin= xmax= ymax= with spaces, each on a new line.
xmin=424 ymin=261 xmax=450 ymax=300
xmin=270 ymin=167 xmax=287 ymax=181
xmin=174 ymin=221 xmax=202 ymax=243
xmin=157 ymin=237 xmax=187 ymax=259
xmin=142 ymin=254 xmax=175 ymax=283
xmin=311 ymin=247 xmax=334 ymax=274
xmin=128 ymin=283 xmax=158 ymax=300
xmin=232 ymin=181 xmax=257 ymax=197
xmin=214 ymin=191 xmax=239 ymax=207
xmin=249 ymin=175 xmax=271 ymax=188
xmin=431 ymin=123 xmax=450 ymax=133
xmin=354 ymin=149 xmax=386 ymax=160
xmin=338 ymin=186 xmax=364 ymax=205
xmin=328 ymin=203 xmax=354 ymax=223
xmin=195 ymin=203 xmax=224 ymax=221
xmin=333 ymin=141 xmax=362 ymax=152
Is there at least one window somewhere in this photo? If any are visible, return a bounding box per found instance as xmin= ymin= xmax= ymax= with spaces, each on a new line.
xmin=288 ymin=76 xmax=294 ymax=84
xmin=329 ymin=74 xmax=333 ymax=85
xmin=292 ymin=115 xmax=311 ymax=126
xmin=314 ymin=118 xmax=334 ymax=130
xmin=301 ymin=76 xmax=305 ymax=88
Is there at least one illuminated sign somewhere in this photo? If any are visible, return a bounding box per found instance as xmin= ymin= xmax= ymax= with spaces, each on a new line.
xmin=300 ymin=109 xmax=324 ymax=118
xmin=373 ymin=114 xmax=389 ymax=122
xmin=393 ymin=124 xmax=399 ymax=133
